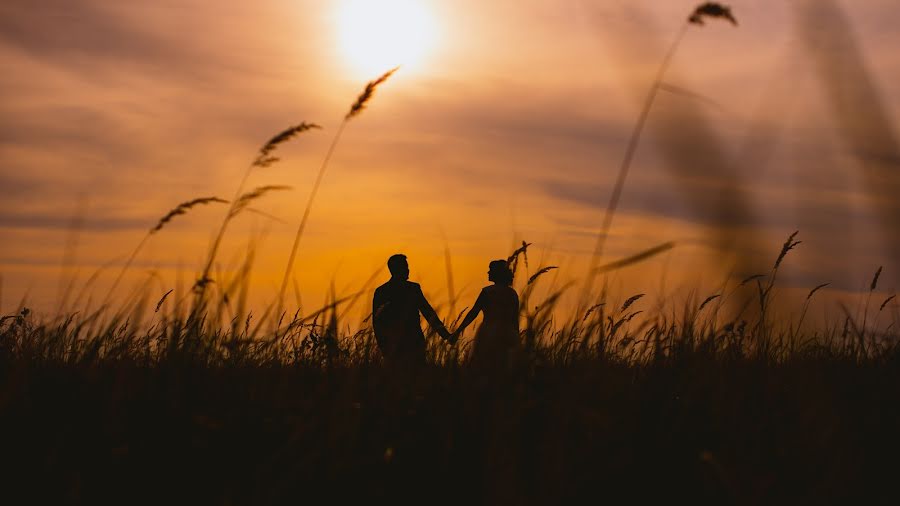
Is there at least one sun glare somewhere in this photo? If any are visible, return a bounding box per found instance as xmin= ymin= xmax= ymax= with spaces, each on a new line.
xmin=336 ymin=0 xmax=437 ymax=77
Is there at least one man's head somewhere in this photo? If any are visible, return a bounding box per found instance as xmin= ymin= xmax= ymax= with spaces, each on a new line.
xmin=387 ymin=254 xmax=410 ymax=280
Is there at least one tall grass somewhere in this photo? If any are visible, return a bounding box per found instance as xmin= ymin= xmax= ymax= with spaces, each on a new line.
xmin=3 ymin=168 xmax=899 ymax=505
xmin=8 ymin=230 xmax=895 ymax=367
xmin=13 ymin=235 xmax=893 ymax=497
xmin=582 ymin=2 xmax=739 ymax=302
xmin=100 ymin=196 xmax=229 ymax=311
xmin=276 ymin=67 xmax=399 ymax=317
xmin=193 ymin=123 xmax=320 ymax=307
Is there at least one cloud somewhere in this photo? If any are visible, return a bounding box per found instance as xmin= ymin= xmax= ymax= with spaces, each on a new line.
xmin=2 ymin=0 xmax=900 ymax=307
xmin=0 ymin=0 xmax=207 ymax=76
xmin=0 ymin=211 xmax=144 ymax=231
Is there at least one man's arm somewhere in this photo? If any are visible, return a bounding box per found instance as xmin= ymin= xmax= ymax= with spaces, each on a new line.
xmin=415 ymin=286 xmax=452 ymax=341
xmin=372 ymin=288 xmax=385 ymax=338
xmin=511 ymin=291 xmax=520 ymax=333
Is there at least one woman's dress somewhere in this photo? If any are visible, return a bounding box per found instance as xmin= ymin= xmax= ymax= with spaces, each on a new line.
xmin=471 ymin=285 xmax=520 ymax=365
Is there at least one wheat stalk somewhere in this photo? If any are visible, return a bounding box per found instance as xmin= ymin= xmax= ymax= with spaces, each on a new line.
xmin=507 ymin=241 xmax=532 ymax=278
xmin=442 ymin=234 xmax=457 ymax=318
xmin=591 ymin=242 xmax=676 ymax=275
xmin=739 ymin=274 xmax=765 ymax=287
xmin=688 ymin=3 xmax=737 ymax=26
xmin=229 ymin=185 xmax=292 ymax=218
xmin=151 ymin=197 xmax=229 ymax=234
xmin=792 ymin=282 xmax=830 ymax=339
xmin=194 ymin=122 xmax=320 ymax=304
xmin=252 ymin=123 xmax=321 ymax=169
xmin=528 ymin=266 xmax=558 ymax=286
xmin=698 ymin=294 xmax=721 ymax=312
xmin=347 ymin=67 xmax=399 ymax=120
xmin=582 ymin=2 xmax=738 ymax=304
xmin=155 ymin=289 xmax=174 ymax=313
xmin=621 ymin=294 xmax=645 ymax=312
xmin=880 ymin=295 xmax=896 ymax=312
xmin=861 ymin=266 xmax=884 ymax=340
xmin=276 ymin=68 xmax=400 ymax=313
xmin=102 ymin=196 xmax=228 ymax=311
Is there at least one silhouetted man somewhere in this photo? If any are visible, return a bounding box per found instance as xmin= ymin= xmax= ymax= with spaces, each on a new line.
xmin=373 ymin=254 xmax=454 ymax=364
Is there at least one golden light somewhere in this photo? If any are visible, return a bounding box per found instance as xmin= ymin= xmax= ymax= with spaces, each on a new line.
xmin=336 ymin=0 xmax=438 ymax=77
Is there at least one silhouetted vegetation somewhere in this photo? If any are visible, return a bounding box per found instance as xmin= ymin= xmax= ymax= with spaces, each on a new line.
xmin=4 ymin=2 xmax=900 ymax=503
xmin=2 ymin=235 xmax=899 ymax=504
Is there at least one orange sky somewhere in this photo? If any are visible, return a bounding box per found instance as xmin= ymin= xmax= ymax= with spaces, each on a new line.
xmin=2 ymin=0 xmax=900 ymax=322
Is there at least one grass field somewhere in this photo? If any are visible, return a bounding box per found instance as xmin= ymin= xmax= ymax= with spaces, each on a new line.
xmin=3 ymin=4 xmax=900 ymax=502
xmin=2 ymin=242 xmax=899 ymax=504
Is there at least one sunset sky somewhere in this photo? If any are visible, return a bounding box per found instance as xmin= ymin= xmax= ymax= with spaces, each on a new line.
xmin=2 ymin=0 xmax=900 ymax=318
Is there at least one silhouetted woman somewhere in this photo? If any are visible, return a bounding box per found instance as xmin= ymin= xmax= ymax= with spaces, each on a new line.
xmin=453 ymin=260 xmax=520 ymax=366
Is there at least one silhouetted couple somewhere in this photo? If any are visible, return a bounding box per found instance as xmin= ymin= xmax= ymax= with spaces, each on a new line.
xmin=372 ymin=254 xmax=519 ymax=366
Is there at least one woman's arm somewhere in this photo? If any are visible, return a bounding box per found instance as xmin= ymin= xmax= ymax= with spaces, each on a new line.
xmin=455 ymin=291 xmax=485 ymax=336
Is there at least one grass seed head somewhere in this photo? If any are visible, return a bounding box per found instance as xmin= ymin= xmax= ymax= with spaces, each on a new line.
xmin=593 ymin=242 xmax=675 ymax=275
xmin=252 ymin=122 xmax=321 ymax=168
xmin=230 ymin=186 xmax=292 ymax=218
xmin=773 ymin=231 xmax=800 ymax=270
xmin=625 ymin=311 xmax=643 ymax=322
xmin=807 ymin=283 xmax=830 ymax=300
xmin=506 ymin=241 xmax=532 ymax=277
xmin=193 ymin=276 xmax=215 ymax=293
xmin=698 ymin=294 xmax=721 ymax=312
xmin=621 ymin=293 xmax=645 ymax=312
xmin=689 ymin=2 xmax=738 ymax=26
xmin=155 ymin=289 xmax=173 ymax=313
xmin=740 ymin=274 xmax=765 ymax=286
xmin=582 ymin=303 xmax=605 ymax=322
xmin=527 ymin=266 xmax=558 ymax=286
xmin=346 ymin=67 xmax=399 ymax=120
xmin=151 ymin=197 xmax=228 ymax=234
xmin=870 ymin=266 xmax=883 ymax=292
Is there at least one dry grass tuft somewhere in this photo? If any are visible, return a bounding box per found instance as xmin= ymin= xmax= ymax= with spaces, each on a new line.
xmin=698 ymin=294 xmax=721 ymax=312
xmin=807 ymin=283 xmax=830 ymax=300
xmin=276 ymin=68 xmax=401 ymax=314
xmin=584 ymin=2 xmax=737 ymax=293
xmin=151 ymin=197 xmax=228 ymax=234
xmin=346 ymin=67 xmax=399 ymax=120
xmin=774 ymin=231 xmax=801 ymax=270
xmin=689 ymin=2 xmax=738 ymax=26
xmin=507 ymin=241 xmax=532 ymax=277
xmin=870 ymin=266 xmax=883 ymax=292
xmin=740 ymin=274 xmax=765 ymax=287
xmin=593 ymin=242 xmax=675 ymax=275
xmin=528 ymin=266 xmax=558 ymax=286
xmin=230 ymin=186 xmax=292 ymax=218
xmin=252 ymin=122 xmax=321 ymax=168
xmin=155 ymin=289 xmax=173 ymax=313
xmin=193 ymin=118 xmax=318 ymax=306
xmin=621 ymin=293 xmax=644 ymax=312
xmin=582 ymin=303 xmax=605 ymax=322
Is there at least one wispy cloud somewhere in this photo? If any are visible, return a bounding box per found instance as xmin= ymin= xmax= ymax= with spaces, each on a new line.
xmin=2 ymin=0 xmax=900 ymax=305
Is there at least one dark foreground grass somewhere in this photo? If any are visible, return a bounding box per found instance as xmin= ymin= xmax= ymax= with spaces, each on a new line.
xmin=2 ymin=309 xmax=899 ymax=505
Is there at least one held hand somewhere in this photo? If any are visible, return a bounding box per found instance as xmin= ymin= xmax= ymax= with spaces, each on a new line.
xmin=438 ymin=328 xmax=454 ymax=345
xmin=448 ymin=329 xmax=460 ymax=345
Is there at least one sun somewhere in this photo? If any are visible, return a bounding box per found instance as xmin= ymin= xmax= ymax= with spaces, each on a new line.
xmin=336 ymin=0 xmax=438 ymax=77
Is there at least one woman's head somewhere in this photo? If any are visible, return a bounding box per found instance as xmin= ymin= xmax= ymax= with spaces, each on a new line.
xmin=488 ymin=260 xmax=513 ymax=286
